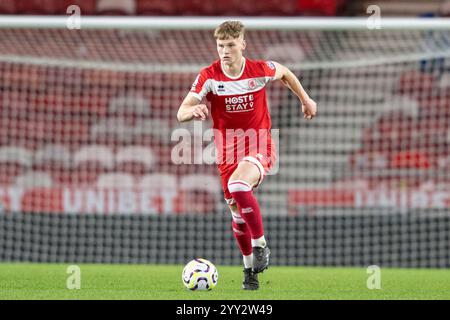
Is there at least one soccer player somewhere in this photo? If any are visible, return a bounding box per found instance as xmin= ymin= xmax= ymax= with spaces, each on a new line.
xmin=177 ymin=21 xmax=317 ymax=290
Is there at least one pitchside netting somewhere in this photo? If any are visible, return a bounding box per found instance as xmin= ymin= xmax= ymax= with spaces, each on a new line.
xmin=0 ymin=17 xmax=449 ymax=266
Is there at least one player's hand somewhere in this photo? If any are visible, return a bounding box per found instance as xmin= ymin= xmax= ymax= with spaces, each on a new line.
xmin=192 ymin=104 xmax=209 ymax=121
xmin=302 ymin=98 xmax=317 ymax=120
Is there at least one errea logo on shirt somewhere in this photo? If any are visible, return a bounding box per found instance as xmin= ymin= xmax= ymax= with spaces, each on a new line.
xmin=217 ymin=83 xmax=226 ymax=92
xmin=225 ymin=94 xmax=254 ymax=113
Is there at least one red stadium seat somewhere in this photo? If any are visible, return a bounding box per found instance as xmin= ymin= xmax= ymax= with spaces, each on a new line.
xmin=395 ymin=70 xmax=436 ymax=100
xmin=179 ymin=174 xmax=221 ymax=214
xmin=258 ymin=0 xmax=298 ymax=16
xmin=15 ymin=0 xmax=66 ymax=14
xmin=0 ymin=164 xmax=28 ymax=186
xmin=63 ymin=0 xmax=97 ymax=15
xmin=390 ymin=150 xmax=431 ymax=169
xmin=213 ymin=1 xmax=250 ymax=16
xmin=0 ymin=0 xmax=16 ymax=14
xmin=297 ymin=0 xmax=346 ymax=16
xmin=176 ymin=0 xmax=214 ymax=16
xmin=136 ymin=0 xmax=176 ymax=15
xmin=61 ymin=168 xmax=102 ymax=186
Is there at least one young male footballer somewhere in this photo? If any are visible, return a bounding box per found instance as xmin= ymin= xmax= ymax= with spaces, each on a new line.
xmin=177 ymin=21 xmax=317 ymax=290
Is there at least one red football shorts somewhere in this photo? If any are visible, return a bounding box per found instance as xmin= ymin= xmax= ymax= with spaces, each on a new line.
xmin=219 ymin=147 xmax=277 ymax=205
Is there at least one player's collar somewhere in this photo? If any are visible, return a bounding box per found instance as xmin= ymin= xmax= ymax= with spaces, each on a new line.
xmin=221 ymin=57 xmax=246 ymax=80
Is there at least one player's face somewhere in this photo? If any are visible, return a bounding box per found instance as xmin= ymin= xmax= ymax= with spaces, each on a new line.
xmin=216 ymin=36 xmax=245 ymax=66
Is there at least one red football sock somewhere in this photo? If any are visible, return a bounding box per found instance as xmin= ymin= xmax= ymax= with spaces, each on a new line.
xmin=228 ymin=180 xmax=264 ymax=240
xmin=231 ymin=219 xmax=252 ymax=256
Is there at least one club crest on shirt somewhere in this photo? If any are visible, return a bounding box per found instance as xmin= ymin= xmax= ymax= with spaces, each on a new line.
xmin=266 ymin=61 xmax=275 ymax=70
xmin=248 ymin=79 xmax=257 ymax=90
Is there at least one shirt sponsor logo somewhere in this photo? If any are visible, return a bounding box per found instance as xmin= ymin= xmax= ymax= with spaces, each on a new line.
xmin=225 ymin=94 xmax=254 ymax=113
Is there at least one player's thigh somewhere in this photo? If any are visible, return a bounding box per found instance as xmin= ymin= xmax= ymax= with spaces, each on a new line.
xmin=229 ymin=161 xmax=260 ymax=188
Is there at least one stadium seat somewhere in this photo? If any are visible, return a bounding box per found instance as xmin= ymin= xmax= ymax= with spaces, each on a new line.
xmin=350 ymin=151 xmax=389 ymax=170
xmin=90 ymin=118 xmax=135 ymax=144
xmin=108 ymin=93 xmax=151 ymax=116
xmin=115 ymin=145 xmax=156 ymax=174
xmin=34 ymin=144 xmax=72 ymax=170
xmin=97 ymin=0 xmax=136 ymax=15
xmin=179 ymin=174 xmax=221 ymax=214
xmin=179 ymin=174 xmax=221 ymax=193
xmin=176 ymin=0 xmax=212 ymax=15
xmin=0 ymin=118 xmax=90 ymax=149
xmin=15 ymin=0 xmax=66 ymax=14
xmin=63 ymin=0 xmax=97 ymax=15
xmin=0 ymin=146 xmax=34 ymax=168
xmin=390 ymin=150 xmax=431 ymax=169
xmin=296 ymin=0 xmax=346 ymax=16
xmin=73 ymin=145 xmax=115 ymax=170
xmin=437 ymin=153 xmax=450 ymax=169
xmin=0 ymin=164 xmax=26 ymax=187
xmin=0 ymin=0 xmax=16 ymax=14
xmin=139 ymin=173 xmax=177 ymax=191
xmin=136 ymin=0 xmax=176 ymax=15
xmin=0 ymin=146 xmax=34 ymax=186
xmin=384 ymin=94 xmax=420 ymax=117
xmin=439 ymin=72 xmax=450 ymax=89
xmin=15 ymin=171 xmax=54 ymax=188
xmin=134 ymin=119 xmax=173 ymax=144
xmin=258 ymin=0 xmax=298 ymax=16
xmin=263 ymin=43 xmax=306 ymax=63
xmin=96 ymin=173 xmax=135 ymax=189
xmin=332 ymin=178 xmax=369 ymax=190
xmin=213 ymin=1 xmax=250 ymax=16
xmin=395 ymin=70 xmax=436 ymax=99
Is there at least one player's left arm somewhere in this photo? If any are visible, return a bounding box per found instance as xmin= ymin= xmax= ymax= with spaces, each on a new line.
xmin=272 ymin=61 xmax=317 ymax=120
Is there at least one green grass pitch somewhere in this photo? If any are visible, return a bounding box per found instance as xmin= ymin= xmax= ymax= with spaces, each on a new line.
xmin=0 ymin=263 xmax=449 ymax=300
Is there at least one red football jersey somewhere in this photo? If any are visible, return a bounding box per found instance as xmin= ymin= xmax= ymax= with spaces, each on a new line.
xmin=189 ymin=58 xmax=277 ymax=173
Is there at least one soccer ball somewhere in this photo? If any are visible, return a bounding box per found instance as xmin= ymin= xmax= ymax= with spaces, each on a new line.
xmin=182 ymin=258 xmax=219 ymax=291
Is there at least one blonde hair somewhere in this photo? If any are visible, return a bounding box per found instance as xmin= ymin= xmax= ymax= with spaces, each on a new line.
xmin=214 ymin=21 xmax=245 ymax=40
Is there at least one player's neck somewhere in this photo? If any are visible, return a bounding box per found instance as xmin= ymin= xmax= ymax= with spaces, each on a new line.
xmin=221 ymin=57 xmax=245 ymax=79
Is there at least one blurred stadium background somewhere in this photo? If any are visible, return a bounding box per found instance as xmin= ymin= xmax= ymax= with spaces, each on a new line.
xmin=0 ymin=0 xmax=449 ymax=269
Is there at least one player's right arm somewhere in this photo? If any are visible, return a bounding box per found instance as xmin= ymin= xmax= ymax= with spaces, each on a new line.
xmin=177 ymin=69 xmax=211 ymax=122
xmin=177 ymin=93 xmax=209 ymax=122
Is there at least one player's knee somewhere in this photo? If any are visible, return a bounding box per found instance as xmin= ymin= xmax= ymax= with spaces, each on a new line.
xmin=227 ymin=179 xmax=252 ymax=194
